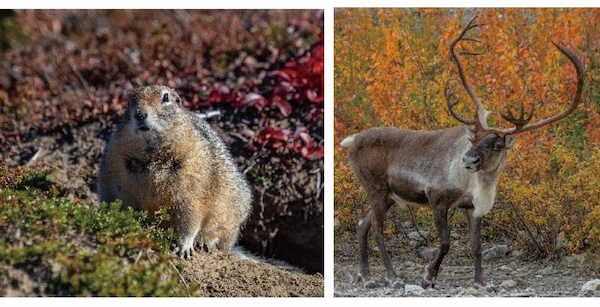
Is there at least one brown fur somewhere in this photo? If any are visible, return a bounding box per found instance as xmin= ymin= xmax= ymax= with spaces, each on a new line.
xmin=97 ymin=85 xmax=252 ymax=259
xmin=341 ymin=125 xmax=515 ymax=288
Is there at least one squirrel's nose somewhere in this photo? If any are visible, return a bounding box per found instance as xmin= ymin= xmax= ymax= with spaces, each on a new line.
xmin=135 ymin=108 xmax=147 ymax=121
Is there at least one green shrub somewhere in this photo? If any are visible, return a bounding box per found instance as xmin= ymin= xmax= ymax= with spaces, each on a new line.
xmin=0 ymin=166 xmax=195 ymax=296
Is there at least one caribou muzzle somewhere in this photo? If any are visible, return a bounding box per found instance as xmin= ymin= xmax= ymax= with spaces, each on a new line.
xmin=463 ymin=154 xmax=481 ymax=172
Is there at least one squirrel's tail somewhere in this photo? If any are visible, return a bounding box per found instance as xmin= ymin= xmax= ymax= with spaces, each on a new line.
xmin=231 ymin=246 xmax=304 ymax=274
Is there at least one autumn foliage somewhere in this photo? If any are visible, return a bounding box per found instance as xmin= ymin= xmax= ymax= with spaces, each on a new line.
xmin=335 ymin=8 xmax=600 ymax=257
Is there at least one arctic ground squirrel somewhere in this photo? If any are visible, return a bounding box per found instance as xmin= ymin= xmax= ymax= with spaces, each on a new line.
xmin=97 ymin=85 xmax=252 ymax=259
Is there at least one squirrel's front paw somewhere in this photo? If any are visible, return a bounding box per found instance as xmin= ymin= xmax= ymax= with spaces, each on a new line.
xmin=175 ymin=237 xmax=195 ymax=260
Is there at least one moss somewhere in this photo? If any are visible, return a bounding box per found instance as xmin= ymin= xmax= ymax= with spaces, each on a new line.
xmin=0 ymin=167 xmax=196 ymax=296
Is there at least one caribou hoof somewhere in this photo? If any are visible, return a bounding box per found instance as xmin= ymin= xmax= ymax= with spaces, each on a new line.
xmin=421 ymin=277 xmax=434 ymax=289
xmin=357 ymin=273 xmax=378 ymax=289
xmin=421 ymin=273 xmax=435 ymax=289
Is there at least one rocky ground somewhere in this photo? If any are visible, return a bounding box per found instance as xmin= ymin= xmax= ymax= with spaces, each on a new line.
xmin=334 ymin=223 xmax=600 ymax=297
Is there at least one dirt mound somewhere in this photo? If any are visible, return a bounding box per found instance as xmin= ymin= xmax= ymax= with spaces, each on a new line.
xmin=184 ymin=250 xmax=323 ymax=297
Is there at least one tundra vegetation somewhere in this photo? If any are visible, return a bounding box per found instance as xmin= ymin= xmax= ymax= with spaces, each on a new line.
xmin=0 ymin=10 xmax=323 ymax=296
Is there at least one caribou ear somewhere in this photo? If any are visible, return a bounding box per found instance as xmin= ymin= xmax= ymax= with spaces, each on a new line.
xmin=505 ymin=135 xmax=517 ymax=148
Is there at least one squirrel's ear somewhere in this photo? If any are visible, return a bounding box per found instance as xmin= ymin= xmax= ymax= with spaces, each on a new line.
xmin=127 ymin=89 xmax=139 ymax=104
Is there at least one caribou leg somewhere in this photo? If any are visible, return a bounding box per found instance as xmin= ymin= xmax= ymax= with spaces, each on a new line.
xmin=357 ymin=192 xmax=402 ymax=289
xmin=422 ymin=206 xmax=450 ymax=288
xmin=372 ymin=195 xmax=403 ymax=289
xmin=466 ymin=208 xmax=484 ymax=285
xmin=356 ymin=208 xmax=376 ymax=288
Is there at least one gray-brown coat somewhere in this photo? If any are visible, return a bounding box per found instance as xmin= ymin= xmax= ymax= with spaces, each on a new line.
xmin=340 ymin=14 xmax=585 ymax=289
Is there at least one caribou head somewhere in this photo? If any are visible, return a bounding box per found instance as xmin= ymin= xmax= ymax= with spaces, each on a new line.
xmin=445 ymin=15 xmax=586 ymax=173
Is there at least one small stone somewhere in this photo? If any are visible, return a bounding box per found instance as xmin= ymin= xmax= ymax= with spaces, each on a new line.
xmin=363 ymin=279 xmax=378 ymax=289
xmin=497 ymin=245 xmax=510 ymax=254
xmin=420 ymin=247 xmax=438 ymax=261
xmin=500 ymin=279 xmax=518 ymax=289
xmin=408 ymin=231 xmax=428 ymax=241
xmin=482 ymin=245 xmax=509 ymax=261
xmin=460 ymin=286 xmax=480 ymax=296
xmin=536 ymin=266 xmax=553 ymax=275
xmin=485 ymin=284 xmax=498 ymax=293
xmin=499 ymin=265 xmax=512 ymax=271
xmin=451 ymin=231 xmax=460 ymax=239
xmin=581 ymin=279 xmax=600 ymax=292
xmin=381 ymin=288 xmax=397 ymax=296
xmin=447 ymin=287 xmax=459 ymax=295
xmin=405 ymin=284 xmax=426 ymax=296
xmin=562 ymin=253 xmax=586 ymax=264
xmin=512 ymin=250 xmax=524 ymax=258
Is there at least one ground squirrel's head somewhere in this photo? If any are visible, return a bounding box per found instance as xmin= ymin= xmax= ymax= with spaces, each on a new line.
xmin=126 ymin=85 xmax=185 ymax=137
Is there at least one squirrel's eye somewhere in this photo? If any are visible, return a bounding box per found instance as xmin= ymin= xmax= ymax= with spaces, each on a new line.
xmin=161 ymin=93 xmax=169 ymax=103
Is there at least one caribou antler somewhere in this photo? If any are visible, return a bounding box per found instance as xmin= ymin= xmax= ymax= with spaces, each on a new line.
xmin=502 ymin=40 xmax=586 ymax=134
xmin=448 ymin=14 xmax=586 ymax=137
xmin=448 ymin=14 xmax=491 ymax=134
xmin=500 ymin=100 xmax=535 ymax=130
xmin=445 ymin=79 xmax=476 ymax=125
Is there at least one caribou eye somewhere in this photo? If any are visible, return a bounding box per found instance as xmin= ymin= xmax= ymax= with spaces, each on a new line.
xmin=161 ymin=92 xmax=169 ymax=103
xmin=493 ymin=143 xmax=503 ymax=151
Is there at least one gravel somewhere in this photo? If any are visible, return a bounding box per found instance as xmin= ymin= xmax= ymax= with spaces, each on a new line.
xmin=334 ymin=231 xmax=600 ymax=297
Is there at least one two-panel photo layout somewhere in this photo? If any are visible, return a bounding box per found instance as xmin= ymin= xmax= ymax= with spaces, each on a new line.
xmin=0 ymin=7 xmax=599 ymax=299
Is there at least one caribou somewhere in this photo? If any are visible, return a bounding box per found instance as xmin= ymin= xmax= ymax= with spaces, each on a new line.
xmin=339 ymin=15 xmax=586 ymax=289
